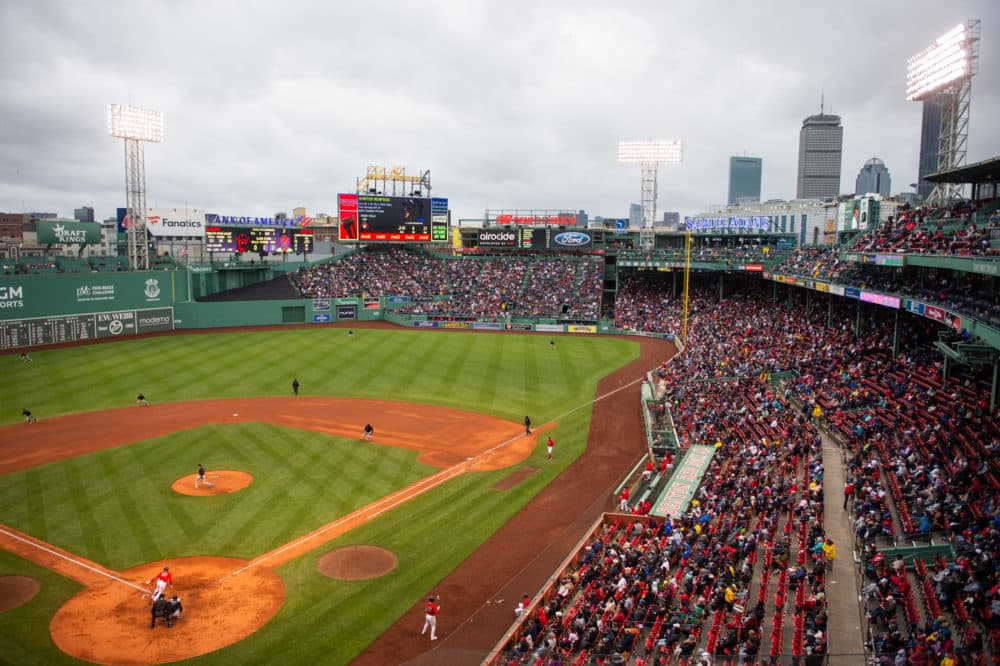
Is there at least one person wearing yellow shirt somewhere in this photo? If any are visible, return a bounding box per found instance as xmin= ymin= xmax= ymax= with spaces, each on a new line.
xmin=822 ymin=539 xmax=836 ymax=569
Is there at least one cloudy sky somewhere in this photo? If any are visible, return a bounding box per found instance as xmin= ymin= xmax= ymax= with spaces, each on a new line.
xmin=1 ymin=1 xmax=998 ymax=224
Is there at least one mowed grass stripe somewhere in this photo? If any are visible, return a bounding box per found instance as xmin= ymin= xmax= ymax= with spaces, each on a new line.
xmin=475 ymin=333 xmax=506 ymax=408
xmin=63 ymin=458 xmax=110 ymax=564
xmin=431 ymin=331 xmax=476 ymax=402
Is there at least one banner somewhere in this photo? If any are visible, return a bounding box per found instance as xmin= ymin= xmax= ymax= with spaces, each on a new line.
xmin=36 ymin=220 xmax=101 ymax=245
xmin=443 ymin=321 xmax=471 ymax=329
xmin=567 ymin=325 xmax=596 ymax=333
xmin=336 ymin=305 xmax=357 ymax=320
xmin=145 ymin=208 xmax=206 ymax=238
xmin=505 ymin=323 xmax=532 ymax=331
xmin=472 ymin=322 xmax=502 ymax=330
xmin=535 ymin=324 xmax=564 ymax=332
xmin=312 ymin=298 xmax=331 ymax=312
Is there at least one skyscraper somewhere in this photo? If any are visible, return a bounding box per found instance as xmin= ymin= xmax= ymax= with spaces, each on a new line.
xmin=796 ymin=109 xmax=843 ymax=200
xmin=855 ymin=158 xmax=892 ymax=197
xmin=916 ymin=93 xmax=946 ymax=200
xmin=728 ymin=156 xmax=762 ymax=205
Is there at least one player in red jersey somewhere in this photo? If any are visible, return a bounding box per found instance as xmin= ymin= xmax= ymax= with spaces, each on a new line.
xmin=146 ymin=566 xmax=173 ymax=602
xmin=421 ymin=595 xmax=440 ymax=640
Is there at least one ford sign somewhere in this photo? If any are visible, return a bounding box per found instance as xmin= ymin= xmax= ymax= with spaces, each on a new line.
xmin=552 ymin=232 xmax=591 ymax=248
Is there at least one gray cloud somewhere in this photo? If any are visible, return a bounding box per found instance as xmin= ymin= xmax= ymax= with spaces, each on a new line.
xmin=0 ymin=0 xmax=997 ymax=222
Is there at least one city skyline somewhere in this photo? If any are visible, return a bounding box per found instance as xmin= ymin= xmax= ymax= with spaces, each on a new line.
xmin=1 ymin=1 xmax=998 ymax=223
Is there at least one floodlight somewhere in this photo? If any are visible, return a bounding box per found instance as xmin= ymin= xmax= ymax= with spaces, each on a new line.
xmin=617 ymin=141 xmax=683 ymax=164
xmin=107 ymin=104 xmax=164 ymax=142
xmin=906 ymin=21 xmax=980 ymax=101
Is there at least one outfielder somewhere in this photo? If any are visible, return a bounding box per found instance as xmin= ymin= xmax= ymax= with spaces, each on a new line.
xmin=195 ymin=464 xmax=214 ymax=489
xmin=421 ymin=595 xmax=440 ymax=640
xmin=147 ymin=566 xmax=173 ymax=602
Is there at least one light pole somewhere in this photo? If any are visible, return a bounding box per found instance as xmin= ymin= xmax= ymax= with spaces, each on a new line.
xmin=617 ymin=141 xmax=683 ymax=251
xmin=107 ymin=104 xmax=163 ymax=270
xmin=906 ymin=20 xmax=981 ymax=204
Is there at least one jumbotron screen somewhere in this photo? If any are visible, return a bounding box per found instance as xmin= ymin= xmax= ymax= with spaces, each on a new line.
xmin=338 ymin=194 xmax=448 ymax=242
xmin=204 ymin=227 xmax=313 ymax=254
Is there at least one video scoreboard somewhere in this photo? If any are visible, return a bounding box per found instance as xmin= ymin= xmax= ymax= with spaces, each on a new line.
xmin=338 ymin=194 xmax=448 ymax=242
xmin=204 ymin=227 xmax=314 ymax=254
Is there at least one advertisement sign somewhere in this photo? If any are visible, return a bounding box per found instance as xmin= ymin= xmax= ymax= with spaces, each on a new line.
xmin=204 ymin=213 xmax=312 ymax=228
xmin=472 ymin=322 xmax=502 ymax=330
xmin=550 ymin=231 xmax=592 ymax=249
xmin=859 ymin=291 xmax=901 ymax=309
xmin=495 ymin=213 xmax=577 ymax=226
xmin=536 ymin=324 xmax=563 ymax=332
xmin=145 ymin=208 xmax=206 ymax=238
xmin=874 ymin=254 xmax=904 ymax=267
xmin=135 ymin=308 xmax=174 ymax=333
xmin=477 ymin=229 xmax=520 ymax=248
xmin=844 ymin=287 xmax=861 ymax=300
xmin=36 ymin=220 xmax=102 ymax=245
xmin=828 ymin=284 xmax=845 ymax=296
xmin=814 ymin=282 xmax=829 ymax=293
xmin=336 ymin=305 xmax=357 ymax=320
xmin=413 ymin=320 xmax=439 ymax=328
xmin=312 ymin=298 xmax=331 ymax=312
xmin=743 ymin=264 xmax=764 ymax=272
xmin=905 ymin=300 xmax=925 ymax=315
xmin=363 ymin=297 xmax=380 ymax=310
xmin=337 ymin=193 xmax=433 ymax=242
xmin=95 ymin=310 xmax=136 ymax=338
xmin=567 ymin=325 xmax=596 ymax=333
xmin=505 ymin=323 xmax=533 ymax=331
xmin=683 ymin=216 xmax=771 ymax=232
xmin=313 ymin=313 xmax=332 ymax=323
xmin=924 ymin=305 xmax=946 ymax=323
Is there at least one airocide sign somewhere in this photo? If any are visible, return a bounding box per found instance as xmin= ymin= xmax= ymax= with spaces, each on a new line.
xmin=477 ymin=229 xmax=519 ymax=247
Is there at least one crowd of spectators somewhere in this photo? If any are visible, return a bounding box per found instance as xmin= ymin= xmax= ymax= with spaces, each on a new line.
xmin=506 ymin=273 xmax=1000 ymax=663
xmin=852 ymin=202 xmax=1000 ymax=257
xmin=289 ymin=247 xmax=603 ymax=320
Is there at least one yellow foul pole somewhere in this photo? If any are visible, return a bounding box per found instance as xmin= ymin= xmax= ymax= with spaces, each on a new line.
xmin=682 ymin=231 xmax=692 ymax=346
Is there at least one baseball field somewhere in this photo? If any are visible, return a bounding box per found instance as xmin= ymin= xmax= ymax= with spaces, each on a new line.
xmin=0 ymin=325 xmax=644 ymax=665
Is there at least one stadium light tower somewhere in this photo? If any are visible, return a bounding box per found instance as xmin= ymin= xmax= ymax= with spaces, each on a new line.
xmin=618 ymin=141 xmax=683 ymax=248
xmin=906 ymin=20 xmax=981 ymax=204
xmin=108 ymin=104 xmax=164 ymax=270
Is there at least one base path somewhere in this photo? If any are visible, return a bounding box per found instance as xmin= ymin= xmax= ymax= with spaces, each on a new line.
xmin=353 ymin=336 xmax=675 ymax=665
xmin=0 ymin=397 xmax=528 ymax=475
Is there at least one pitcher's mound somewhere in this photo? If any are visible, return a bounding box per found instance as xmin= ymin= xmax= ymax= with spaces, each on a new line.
xmin=172 ymin=470 xmax=253 ymax=496
xmin=318 ymin=546 xmax=398 ymax=580
xmin=0 ymin=576 xmax=40 ymax=612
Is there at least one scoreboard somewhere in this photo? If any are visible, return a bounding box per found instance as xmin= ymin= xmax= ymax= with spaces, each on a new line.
xmin=338 ymin=194 xmax=449 ymax=242
xmin=0 ymin=307 xmax=174 ymax=351
xmin=204 ymin=227 xmax=314 ymax=254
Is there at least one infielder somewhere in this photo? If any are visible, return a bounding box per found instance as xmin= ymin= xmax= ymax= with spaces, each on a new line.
xmin=147 ymin=566 xmax=173 ymax=602
xmin=421 ymin=595 xmax=440 ymax=640
xmin=195 ymin=464 xmax=214 ymax=489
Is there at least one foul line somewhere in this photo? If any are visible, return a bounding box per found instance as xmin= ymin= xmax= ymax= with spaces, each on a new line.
xmin=0 ymin=525 xmax=147 ymax=593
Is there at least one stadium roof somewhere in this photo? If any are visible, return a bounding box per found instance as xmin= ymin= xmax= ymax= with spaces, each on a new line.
xmin=924 ymin=155 xmax=1000 ymax=184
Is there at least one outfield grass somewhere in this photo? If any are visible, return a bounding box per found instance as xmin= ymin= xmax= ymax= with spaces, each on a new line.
xmin=0 ymin=328 xmax=638 ymax=664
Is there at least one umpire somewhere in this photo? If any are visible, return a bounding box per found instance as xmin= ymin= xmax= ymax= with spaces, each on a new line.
xmin=151 ymin=595 xmax=170 ymax=628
